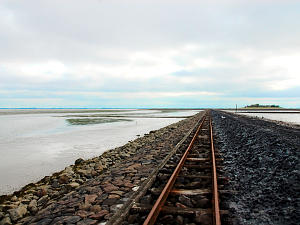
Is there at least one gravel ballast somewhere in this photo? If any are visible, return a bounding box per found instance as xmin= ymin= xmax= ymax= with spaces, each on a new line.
xmin=212 ymin=110 xmax=300 ymax=225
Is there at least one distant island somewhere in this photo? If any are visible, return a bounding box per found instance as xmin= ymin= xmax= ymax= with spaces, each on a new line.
xmin=244 ymin=104 xmax=280 ymax=109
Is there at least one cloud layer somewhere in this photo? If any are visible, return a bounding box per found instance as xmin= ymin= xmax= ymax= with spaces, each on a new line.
xmin=1 ymin=0 xmax=300 ymax=108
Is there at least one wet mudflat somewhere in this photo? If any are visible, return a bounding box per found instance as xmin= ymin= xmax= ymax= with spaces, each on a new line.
xmin=0 ymin=109 xmax=199 ymax=195
xmin=212 ymin=110 xmax=300 ymax=225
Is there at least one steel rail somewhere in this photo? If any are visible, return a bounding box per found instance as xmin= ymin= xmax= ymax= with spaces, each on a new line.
xmin=210 ymin=116 xmax=221 ymax=225
xmin=143 ymin=112 xmax=207 ymax=225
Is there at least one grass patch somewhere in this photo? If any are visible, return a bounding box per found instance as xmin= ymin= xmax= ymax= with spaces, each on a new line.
xmin=66 ymin=118 xmax=132 ymax=125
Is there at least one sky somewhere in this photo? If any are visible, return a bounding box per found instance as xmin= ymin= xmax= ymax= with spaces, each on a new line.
xmin=0 ymin=0 xmax=300 ymax=108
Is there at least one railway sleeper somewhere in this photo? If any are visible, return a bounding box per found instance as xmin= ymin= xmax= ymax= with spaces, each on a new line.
xmin=186 ymin=157 xmax=223 ymax=162
xmin=164 ymin=164 xmax=223 ymax=169
xmin=131 ymin=203 xmax=229 ymax=215
xmin=150 ymin=187 xmax=235 ymax=196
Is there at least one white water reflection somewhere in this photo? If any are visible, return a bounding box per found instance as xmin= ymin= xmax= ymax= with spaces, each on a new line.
xmin=224 ymin=110 xmax=300 ymax=125
xmin=0 ymin=109 xmax=200 ymax=195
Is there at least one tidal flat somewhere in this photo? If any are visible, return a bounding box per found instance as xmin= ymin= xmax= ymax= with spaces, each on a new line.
xmin=225 ymin=109 xmax=300 ymax=125
xmin=0 ymin=109 xmax=200 ymax=195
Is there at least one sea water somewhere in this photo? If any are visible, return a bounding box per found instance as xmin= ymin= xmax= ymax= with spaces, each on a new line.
xmin=0 ymin=109 xmax=199 ymax=195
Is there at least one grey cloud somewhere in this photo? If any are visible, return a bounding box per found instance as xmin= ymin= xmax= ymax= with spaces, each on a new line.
xmin=2 ymin=0 xmax=300 ymax=61
xmin=1 ymin=0 xmax=300 ymax=107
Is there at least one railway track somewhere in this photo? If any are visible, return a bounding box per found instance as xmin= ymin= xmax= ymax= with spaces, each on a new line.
xmin=108 ymin=110 xmax=231 ymax=225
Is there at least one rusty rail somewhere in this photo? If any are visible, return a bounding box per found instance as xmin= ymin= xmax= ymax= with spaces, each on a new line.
xmin=143 ymin=111 xmax=222 ymax=225
xmin=210 ymin=116 xmax=221 ymax=225
xmin=143 ymin=113 xmax=207 ymax=225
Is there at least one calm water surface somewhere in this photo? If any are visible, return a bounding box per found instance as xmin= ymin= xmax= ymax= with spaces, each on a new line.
xmin=225 ymin=110 xmax=300 ymax=124
xmin=0 ymin=109 xmax=200 ymax=195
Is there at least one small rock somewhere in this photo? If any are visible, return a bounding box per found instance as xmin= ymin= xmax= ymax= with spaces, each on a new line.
xmin=77 ymin=169 xmax=91 ymax=177
xmin=112 ymin=178 xmax=123 ymax=186
xmin=35 ymin=218 xmax=52 ymax=225
xmin=77 ymin=218 xmax=97 ymax=225
xmin=89 ymin=210 xmax=109 ymax=220
xmin=104 ymin=212 xmax=111 ymax=220
xmin=0 ymin=212 xmax=4 ymax=220
xmin=123 ymin=182 xmax=134 ymax=188
xmin=64 ymin=166 xmax=74 ymax=175
xmin=58 ymin=174 xmax=70 ymax=184
xmin=91 ymin=170 xmax=98 ymax=177
xmin=110 ymin=190 xmax=124 ymax=196
xmin=110 ymin=204 xmax=123 ymax=213
xmin=128 ymin=214 xmax=138 ymax=223
xmin=51 ymin=180 xmax=60 ymax=188
xmin=76 ymin=210 xmax=89 ymax=218
xmin=85 ymin=194 xmax=98 ymax=204
xmin=28 ymin=199 xmax=38 ymax=213
xmin=37 ymin=195 xmax=49 ymax=206
xmin=140 ymin=195 xmax=152 ymax=204
xmin=8 ymin=204 xmax=27 ymax=222
xmin=11 ymin=196 xmax=17 ymax=202
xmin=94 ymin=162 xmax=104 ymax=171
xmin=1 ymin=204 xmax=16 ymax=210
xmin=195 ymin=213 xmax=212 ymax=225
xmin=21 ymin=198 xmax=31 ymax=204
xmin=36 ymin=187 xmax=47 ymax=197
xmin=160 ymin=215 xmax=173 ymax=223
xmin=179 ymin=195 xmax=193 ymax=207
xmin=90 ymin=205 xmax=102 ymax=213
xmin=102 ymin=198 xmax=118 ymax=206
xmin=102 ymin=183 xmax=118 ymax=193
xmin=228 ymin=202 xmax=239 ymax=212
xmin=98 ymin=222 xmax=107 ymax=225
xmin=195 ymin=197 xmax=210 ymax=208
xmin=79 ymin=202 xmax=91 ymax=211
xmin=175 ymin=215 xmax=184 ymax=225
xmin=108 ymin=194 xmax=120 ymax=199
xmin=75 ymin=158 xmax=85 ymax=165
xmin=63 ymin=216 xmax=81 ymax=223
xmin=0 ymin=217 xmax=12 ymax=225
xmin=75 ymin=179 xmax=85 ymax=184
xmin=132 ymin=186 xmax=139 ymax=191
xmin=67 ymin=182 xmax=80 ymax=189
xmin=175 ymin=202 xmax=188 ymax=208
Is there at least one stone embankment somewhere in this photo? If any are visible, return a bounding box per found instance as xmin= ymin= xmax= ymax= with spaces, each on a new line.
xmin=212 ymin=110 xmax=300 ymax=225
xmin=0 ymin=112 xmax=204 ymax=225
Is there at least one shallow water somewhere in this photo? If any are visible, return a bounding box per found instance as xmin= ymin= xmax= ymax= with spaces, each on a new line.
xmin=0 ymin=109 xmax=199 ymax=195
xmin=224 ymin=110 xmax=300 ymax=124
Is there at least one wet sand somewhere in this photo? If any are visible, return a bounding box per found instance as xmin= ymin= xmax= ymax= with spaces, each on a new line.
xmin=0 ymin=109 xmax=200 ymax=195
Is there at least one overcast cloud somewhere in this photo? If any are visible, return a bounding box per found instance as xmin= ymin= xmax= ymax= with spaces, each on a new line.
xmin=1 ymin=0 xmax=300 ymax=108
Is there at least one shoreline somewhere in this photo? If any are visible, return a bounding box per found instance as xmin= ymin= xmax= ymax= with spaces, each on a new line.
xmin=0 ymin=108 xmax=200 ymax=116
xmin=0 ymin=112 xmax=204 ymax=224
xmin=226 ymin=110 xmax=300 ymax=129
xmin=0 ymin=110 xmax=198 ymax=195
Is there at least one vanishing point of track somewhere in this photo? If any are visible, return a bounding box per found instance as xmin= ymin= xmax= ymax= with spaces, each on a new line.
xmin=108 ymin=110 xmax=229 ymax=225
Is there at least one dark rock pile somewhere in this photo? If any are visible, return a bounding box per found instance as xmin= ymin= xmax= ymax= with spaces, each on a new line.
xmin=212 ymin=110 xmax=300 ymax=225
xmin=0 ymin=112 xmax=204 ymax=225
